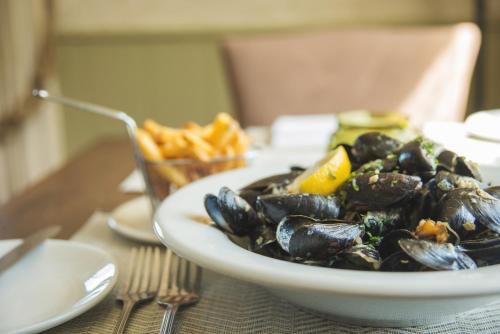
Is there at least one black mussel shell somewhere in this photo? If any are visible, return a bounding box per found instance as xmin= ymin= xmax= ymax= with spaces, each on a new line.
xmin=378 ymin=229 xmax=416 ymax=259
xmin=342 ymin=172 xmax=422 ymax=210
xmin=256 ymin=193 xmax=341 ymax=224
xmin=437 ymin=150 xmax=483 ymax=181
xmin=238 ymin=189 xmax=260 ymax=208
xmin=351 ymin=132 xmax=402 ymax=164
xmin=460 ymin=236 xmax=500 ymax=267
xmin=355 ymin=157 xmax=398 ymax=175
xmin=437 ymin=150 xmax=456 ymax=171
xmin=434 ymin=171 xmax=483 ymax=199
xmin=334 ymin=244 xmax=381 ymax=270
xmin=380 ymin=251 xmax=424 ymax=272
xmin=276 ymin=215 xmax=363 ymax=260
xmin=434 ymin=188 xmax=500 ymax=239
xmin=486 ymin=186 xmax=500 ymax=200
xmin=240 ymin=170 xmax=300 ymax=193
xmin=399 ymin=239 xmax=477 ymax=271
xmin=455 ymin=156 xmax=482 ymax=181
xmin=397 ymin=138 xmax=437 ymax=178
xmin=204 ymin=187 xmax=260 ymax=236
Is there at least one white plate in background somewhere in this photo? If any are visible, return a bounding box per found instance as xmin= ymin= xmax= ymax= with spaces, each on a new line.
xmin=0 ymin=239 xmax=118 ymax=334
xmin=465 ymin=110 xmax=500 ymax=143
xmin=107 ymin=196 xmax=160 ymax=244
xmin=423 ymin=121 xmax=500 ymax=184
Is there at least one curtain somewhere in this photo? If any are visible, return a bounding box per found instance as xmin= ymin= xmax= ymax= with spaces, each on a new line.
xmin=0 ymin=0 xmax=63 ymax=203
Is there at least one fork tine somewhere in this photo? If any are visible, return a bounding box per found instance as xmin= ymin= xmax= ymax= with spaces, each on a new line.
xmin=188 ymin=262 xmax=202 ymax=294
xmin=149 ymin=247 xmax=161 ymax=294
xmin=119 ymin=248 xmax=137 ymax=295
xmin=140 ymin=247 xmax=152 ymax=292
xmin=130 ymin=247 xmax=145 ymax=293
xmin=178 ymin=257 xmax=188 ymax=294
xmin=159 ymin=249 xmax=173 ymax=297
xmin=169 ymin=253 xmax=180 ymax=295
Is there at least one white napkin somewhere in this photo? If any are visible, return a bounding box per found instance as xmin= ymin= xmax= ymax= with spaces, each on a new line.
xmin=271 ymin=114 xmax=338 ymax=149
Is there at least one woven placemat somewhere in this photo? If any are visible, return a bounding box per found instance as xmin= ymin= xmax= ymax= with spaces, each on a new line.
xmin=45 ymin=212 xmax=500 ymax=334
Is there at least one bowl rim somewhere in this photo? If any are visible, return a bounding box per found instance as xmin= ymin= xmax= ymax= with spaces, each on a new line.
xmin=154 ymin=165 xmax=500 ymax=299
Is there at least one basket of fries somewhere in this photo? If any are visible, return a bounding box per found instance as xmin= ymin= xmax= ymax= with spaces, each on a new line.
xmin=135 ymin=112 xmax=252 ymax=208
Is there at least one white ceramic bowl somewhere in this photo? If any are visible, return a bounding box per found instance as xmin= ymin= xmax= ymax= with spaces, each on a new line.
xmin=154 ymin=166 xmax=500 ymax=327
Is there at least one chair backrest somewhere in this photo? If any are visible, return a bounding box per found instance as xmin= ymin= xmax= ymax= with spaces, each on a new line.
xmin=223 ymin=23 xmax=480 ymax=127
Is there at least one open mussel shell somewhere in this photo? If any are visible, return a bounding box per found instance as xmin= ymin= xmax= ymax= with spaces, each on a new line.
xmin=204 ymin=186 xmax=260 ymax=236
xmin=434 ymin=188 xmax=500 ymax=239
xmin=256 ymin=193 xmax=341 ymax=224
xmin=434 ymin=171 xmax=483 ymax=199
xmin=378 ymin=229 xmax=416 ymax=259
xmin=437 ymin=150 xmax=483 ymax=181
xmin=460 ymin=236 xmax=500 ymax=267
xmin=398 ymin=239 xmax=477 ymax=271
xmin=351 ymin=132 xmax=402 ymax=164
xmin=240 ymin=170 xmax=301 ymax=193
xmin=249 ymin=224 xmax=277 ymax=251
xmin=334 ymin=244 xmax=381 ymax=270
xmin=343 ymin=172 xmax=422 ymax=210
xmin=380 ymin=251 xmax=424 ymax=272
xmin=486 ymin=186 xmax=500 ymax=200
xmin=276 ymin=215 xmax=363 ymax=260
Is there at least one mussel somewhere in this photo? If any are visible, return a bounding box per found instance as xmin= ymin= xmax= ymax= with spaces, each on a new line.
xmin=397 ymin=138 xmax=437 ymax=179
xmin=437 ymin=150 xmax=482 ymax=181
xmin=342 ymin=172 xmax=422 ymax=209
xmin=398 ymin=239 xmax=477 ymax=271
xmin=239 ymin=170 xmax=302 ymax=206
xmin=434 ymin=188 xmax=500 ymax=239
xmin=276 ymin=215 xmax=363 ymax=260
xmin=351 ymin=132 xmax=402 ymax=164
xmin=204 ymin=187 xmax=261 ymax=236
xmin=333 ymin=244 xmax=381 ymax=270
xmin=256 ymin=193 xmax=341 ymax=224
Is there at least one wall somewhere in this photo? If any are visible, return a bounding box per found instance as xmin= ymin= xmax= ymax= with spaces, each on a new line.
xmin=54 ymin=0 xmax=500 ymax=157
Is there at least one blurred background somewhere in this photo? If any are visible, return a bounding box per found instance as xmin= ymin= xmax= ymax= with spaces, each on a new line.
xmin=1 ymin=0 xmax=499 ymax=203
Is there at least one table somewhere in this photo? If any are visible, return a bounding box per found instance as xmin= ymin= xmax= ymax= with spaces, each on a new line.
xmin=3 ymin=137 xmax=500 ymax=333
xmin=0 ymin=138 xmax=136 ymax=239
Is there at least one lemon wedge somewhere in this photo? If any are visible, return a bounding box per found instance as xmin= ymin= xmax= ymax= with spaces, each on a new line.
xmin=288 ymin=146 xmax=351 ymax=195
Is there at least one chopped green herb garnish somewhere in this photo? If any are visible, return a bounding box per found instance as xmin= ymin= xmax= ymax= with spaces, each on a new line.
xmin=352 ymin=178 xmax=360 ymax=191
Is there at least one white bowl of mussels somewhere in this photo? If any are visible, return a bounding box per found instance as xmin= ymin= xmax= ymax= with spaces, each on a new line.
xmin=154 ymin=132 xmax=500 ymax=327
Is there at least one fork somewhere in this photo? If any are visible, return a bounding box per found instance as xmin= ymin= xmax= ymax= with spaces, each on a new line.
xmin=114 ymin=246 xmax=161 ymax=334
xmin=157 ymin=249 xmax=202 ymax=334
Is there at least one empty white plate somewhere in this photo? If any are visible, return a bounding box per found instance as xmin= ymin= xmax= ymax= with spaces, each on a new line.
xmin=107 ymin=196 xmax=160 ymax=244
xmin=465 ymin=110 xmax=500 ymax=142
xmin=0 ymin=239 xmax=118 ymax=334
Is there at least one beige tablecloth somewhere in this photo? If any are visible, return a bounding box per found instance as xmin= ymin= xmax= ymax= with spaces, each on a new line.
xmin=45 ymin=212 xmax=500 ymax=334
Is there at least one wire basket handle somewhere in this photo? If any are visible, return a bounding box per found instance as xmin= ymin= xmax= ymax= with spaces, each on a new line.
xmin=32 ymin=89 xmax=157 ymax=211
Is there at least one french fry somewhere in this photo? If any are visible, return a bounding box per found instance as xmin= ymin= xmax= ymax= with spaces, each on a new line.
xmin=136 ymin=128 xmax=163 ymax=161
xmin=206 ymin=113 xmax=238 ymax=149
xmin=157 ymin=126 xmax=181 ymax=144
xmin=183 ymin=130 xmax=215 ymax=157
xmin=138 ymin=113 xmax=250 ymax=199
xmin=143 ymin=119 xmax=164 ymax=141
